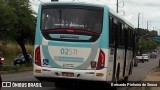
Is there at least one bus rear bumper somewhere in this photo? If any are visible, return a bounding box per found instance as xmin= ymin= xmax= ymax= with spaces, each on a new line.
xmin=34 ymin=65 xmax=107 ymax=82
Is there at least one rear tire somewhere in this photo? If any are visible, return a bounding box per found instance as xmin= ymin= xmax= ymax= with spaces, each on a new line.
xmin=14 ymin=62 xmax=16 ymax=65
xmin=20 ymin=62 xmax=22 ymax=66
xmin=55 ymin=82 xmax=63 ymax=88
xmin=114 ymin=65 xmax=120 ymax=83
xmin=55 ymin=81 xmax=72 ymax=88
xmin=134 ymin=60 xmax=138 ymax=67
xmin=121 ymin=76 xmax=128 ymax=83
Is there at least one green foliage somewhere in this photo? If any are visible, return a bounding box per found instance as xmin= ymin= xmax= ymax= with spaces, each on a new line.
xmin=150 ymin=30 xmax=158 ymax=38
xmin=0 ymin=65 xmax=33 ymax=74
xmin=136 ymin=37 xmax=157 ymax=53
xmin=135 ymin=28 xmax=158 ymax=38
xmin=0 ymin=0 xmax=36 ymax=62
xmin=0 ymin=42 xmax=34 ymax=65
xmin=0 ymin=0 xmax=18 ymax=30
xmin=6 ymin=0 xmax=36 ymax=42
xmin=0 ymin=0 xmax=36 ymax=44
xmin=1 ymin=40 xmax=8 ymax=46
xmin=135 ymin=28 xmax=158 ymax=53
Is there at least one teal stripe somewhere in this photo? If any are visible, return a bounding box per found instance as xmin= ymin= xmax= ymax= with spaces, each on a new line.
xmin=35 ymin=4 xmax=42 ymax=45
xmin=42 ymin=45 xmax=61 ymax=67
xmin=100 ymin=6 xmax=109 ymax=48
xmin=57 ymin=56 xmax=84 ymax=63
xmin=48 ymin=41 xmax=93 ymax=48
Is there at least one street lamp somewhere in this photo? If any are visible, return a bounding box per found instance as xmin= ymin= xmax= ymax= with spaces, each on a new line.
xmin=138 ymin=13 xmax=141 ymax=29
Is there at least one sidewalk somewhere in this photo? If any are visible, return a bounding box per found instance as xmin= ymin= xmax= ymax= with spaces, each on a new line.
xmin=128 ymin=67 xmax=160 ymax=90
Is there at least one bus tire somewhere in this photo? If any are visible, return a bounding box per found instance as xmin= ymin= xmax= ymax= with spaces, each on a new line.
xmin=129 ymin=62 xmax=133 ymax=75
xmin=55 ymin=81 xmax=71 ymax=88
xmin=14 ymin=62 xmax=16 ymax=65
xmin=123 ymin=76 xmax=128 ymax=83
xmin=55 ymin=82 xmax=64 ymax=88
xmin=114 ymin=65 xmax=120 ymax=83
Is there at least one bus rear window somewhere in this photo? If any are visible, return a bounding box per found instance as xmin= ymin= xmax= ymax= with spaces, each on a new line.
xmin=41 ymin=5 xmax=103 ymax=33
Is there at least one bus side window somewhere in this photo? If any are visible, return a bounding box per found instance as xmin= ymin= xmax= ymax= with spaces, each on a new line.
xmin=122 ymin=24 xmax=125 ymax=47
xmin=113 ymin=18 xmax=118 ymax=47
xmin=109 ymin=16 xmax=114 ymax=47
xmin=128 ymin=28 xmax=131 ymax=49
xmin=124 ymin=25 xmax=128 ymax=48
xmin=118 ymin=22 xmax=122 ymax=47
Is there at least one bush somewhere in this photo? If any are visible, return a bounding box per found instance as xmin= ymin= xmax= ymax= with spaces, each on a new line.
xmin=0 ymin=42 xmax=34 ymax=65
xmin=0 ymin=65 xmax=33 ymax=74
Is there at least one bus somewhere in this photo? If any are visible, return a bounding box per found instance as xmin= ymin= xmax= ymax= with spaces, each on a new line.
xmin=33 ymin=2 xmax=135 ymax=87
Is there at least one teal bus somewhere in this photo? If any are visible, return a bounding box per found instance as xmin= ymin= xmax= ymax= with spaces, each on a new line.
xmin=34 ymin=2 xmax=135 ymax=87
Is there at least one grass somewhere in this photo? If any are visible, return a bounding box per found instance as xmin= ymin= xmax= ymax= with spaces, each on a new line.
xmin=154 ymin=67 xmax=160 ymax=72
xmin=0 ymin=41 xmax=34 ymax=74
xmin=0 ymin=43 xmax=34 ymax=65
xmin=144 ymin=87 xmax=151 ymax=90
xmin=0 ymin=65 xmax=33 ymax=74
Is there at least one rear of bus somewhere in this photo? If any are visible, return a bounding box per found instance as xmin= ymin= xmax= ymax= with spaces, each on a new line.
xmin=34 ymin=2 xmax=109 ymax=83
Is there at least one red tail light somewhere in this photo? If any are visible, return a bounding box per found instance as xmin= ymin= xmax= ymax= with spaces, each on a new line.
xmin=67 ymin=29 xmax=74 ymax=32
xmin=35 ymin=46 xmax=41 ymax=66
xmin=96 ymin=49 xmax=105 ymax=70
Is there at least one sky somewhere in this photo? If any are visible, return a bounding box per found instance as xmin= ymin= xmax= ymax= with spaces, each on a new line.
xmin=30 ymin=0 xmax=160 ymax=35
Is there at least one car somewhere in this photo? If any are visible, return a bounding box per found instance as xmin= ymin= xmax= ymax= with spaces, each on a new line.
xmin=136 ymin=53 xmax=149 ymax=63
xmin=150 ymin=51 xmax=157 ymax=58
xmin=14 ymin=54 xmax=32 ymax=65
xmin=0 ymin=53 xmax=4 ymax=66
xmin=136 ymin=55 xmax=144 ymax=63
xmin=142 ymin=54 xmax=149 ymax=62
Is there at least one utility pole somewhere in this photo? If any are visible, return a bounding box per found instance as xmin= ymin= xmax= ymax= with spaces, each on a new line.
xmin=117 ymin=0 xmax=118 ymax=13
xmin=147 ymin=21 xmax=149 ymax=30
xmin=116 ymin=0 xmax=124 ymax=13
xmin=138 ymin=13 xmax=141 ymax=29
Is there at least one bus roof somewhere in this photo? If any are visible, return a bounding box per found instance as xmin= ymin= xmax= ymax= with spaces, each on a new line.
xmin=108 ymin=8 xmax=135 ymax=28
xmin=40 ymin=2 xmax=105 ymax=8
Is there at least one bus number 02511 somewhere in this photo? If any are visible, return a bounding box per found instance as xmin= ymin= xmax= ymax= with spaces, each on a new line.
xmin=60 ymin=48 xmax=77 ymax=55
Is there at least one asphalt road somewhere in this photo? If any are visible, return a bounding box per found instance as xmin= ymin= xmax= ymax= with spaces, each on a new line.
xmin=1 ymin=53 xmax=160 ymax=90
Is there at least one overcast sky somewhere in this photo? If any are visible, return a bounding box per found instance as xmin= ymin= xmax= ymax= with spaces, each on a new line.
xmin=30 ymin=0 xmax=160 ymax=34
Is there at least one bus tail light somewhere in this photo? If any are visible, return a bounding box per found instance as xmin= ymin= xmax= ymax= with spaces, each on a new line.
xmin=35 ymin=46 xmax=41 ymax=66
xmin=96 ymin=49 xmax=105 ymax=70
xmin=67 ymin=29 xmax=74 ymax=32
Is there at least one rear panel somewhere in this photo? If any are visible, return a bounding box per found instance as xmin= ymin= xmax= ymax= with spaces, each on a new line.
xmin=34 ymin=3 xmax=109 ymax=81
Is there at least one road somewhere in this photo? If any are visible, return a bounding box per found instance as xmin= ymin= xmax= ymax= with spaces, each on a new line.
xmin=1 ymin=54 xmax=160 ymax=90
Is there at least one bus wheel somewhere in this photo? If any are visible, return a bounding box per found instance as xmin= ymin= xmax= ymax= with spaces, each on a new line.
xmin=55 ymin=82 xmax=64 ymax=88
xmin=123 ymin=76 xmax=128 ymax=83
xmin=114 ymin=66 xmax=120 ymax=83
xmin=55 ymin=81 xmax=71 ymax=88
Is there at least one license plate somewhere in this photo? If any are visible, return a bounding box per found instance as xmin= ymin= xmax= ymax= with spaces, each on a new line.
xmin=62 ymin=72 xmax=74 ymax=77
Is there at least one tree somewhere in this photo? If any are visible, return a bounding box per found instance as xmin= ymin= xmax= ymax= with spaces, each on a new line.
xmin=0 ymin=0 xmax=17 ymax=31
xmin=136 ymin=37 xmax=157 ymax=54
xmin=6 ymin=0 xmax=36 ymax=62
xmin=149 ymin=30 xmax=158 ymax=38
